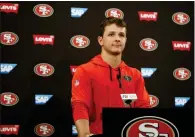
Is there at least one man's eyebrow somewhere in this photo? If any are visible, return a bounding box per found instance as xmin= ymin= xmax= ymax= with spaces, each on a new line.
xmin=107 ymin=31 xmax=125 ymax=33
xmin=108 ymin=31 xmax=116 ymax=33
xmin=119 ymin=32 xmax=125 ymax=34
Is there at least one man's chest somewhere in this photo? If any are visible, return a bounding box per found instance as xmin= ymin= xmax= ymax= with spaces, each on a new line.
xmin=90 ymin=70 xmax=137 ymax=94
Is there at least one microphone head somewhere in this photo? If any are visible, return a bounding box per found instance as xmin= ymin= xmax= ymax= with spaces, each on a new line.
xmin=125 ymin=99 xmax=132 ymax=104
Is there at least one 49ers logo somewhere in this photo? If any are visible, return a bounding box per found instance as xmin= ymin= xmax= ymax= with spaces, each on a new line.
xmin=121 ymin=116 xmax=179 ymax=137
xmin=105 ymin=8 xmax=124 ymax=19
xmin=140 ymin=38 xmax=158 ymax=51
xmin=0 ymin=32 xmax=19 ymax=45
xmin=34 ymin=123 xmax=54 ymax=137
xmin=173 ymin=68 xmax=191 ymax=81
xmin=34 ymin=63 xmax=54 ymax=77
xmin=33 ymin=4 xmax=54 ymax=17
xmin=149 ymin=95 xmax=159 ymax=108
xmin=172 ymin=12 xmax=190 ymax=25
xmin=0 ymin=92 xmax=19 ymax=106
xmin=70 ymin=35 xmax=90 ymax=48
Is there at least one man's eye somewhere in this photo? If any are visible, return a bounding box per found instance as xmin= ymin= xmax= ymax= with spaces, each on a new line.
xmin=109 ymin=34 xmax=114 ymax=36
xmin=119 ymin=34 xmax=125 ymax=37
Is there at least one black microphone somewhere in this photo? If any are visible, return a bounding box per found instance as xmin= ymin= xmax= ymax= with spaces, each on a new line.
xmin=125 ymin=99 xmax=132 ymax=105
xmin=121 ymin=94 xmax=138 ymax=108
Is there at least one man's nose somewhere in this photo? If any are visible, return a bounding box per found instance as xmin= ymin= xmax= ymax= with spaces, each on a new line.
xmin=114 ymin=35 xmax=121 ymax=42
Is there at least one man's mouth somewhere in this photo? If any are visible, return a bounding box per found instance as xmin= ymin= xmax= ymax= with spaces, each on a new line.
xmin=112 ymin=44 xmax=121 ymax=47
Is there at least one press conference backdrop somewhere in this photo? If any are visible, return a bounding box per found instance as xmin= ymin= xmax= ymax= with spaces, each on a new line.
xmin=0 ymin=1 xmax=194 ymax=137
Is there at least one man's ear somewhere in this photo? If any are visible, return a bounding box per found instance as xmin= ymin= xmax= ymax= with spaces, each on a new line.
xmin=97 ymin=36 xmax=103 ymax=46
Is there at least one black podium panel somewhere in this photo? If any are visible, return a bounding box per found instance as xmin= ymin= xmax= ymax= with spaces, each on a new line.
xmin=103 ymin=108 xmax=193 ymax=137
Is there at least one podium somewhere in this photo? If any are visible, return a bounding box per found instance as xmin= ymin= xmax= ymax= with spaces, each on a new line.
xmin=101 ymin=108 xmax=193 ymax=137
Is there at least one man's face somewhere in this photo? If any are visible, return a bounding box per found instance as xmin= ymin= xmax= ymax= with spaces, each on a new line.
xmin=98 ymin=24 xmax=127 ymax=55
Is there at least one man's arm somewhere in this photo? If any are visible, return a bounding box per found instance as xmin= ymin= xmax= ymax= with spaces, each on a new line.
xmin=133 ymin=70 xmax=150 ymax=108
xmin=75 ymin=119 xmax=91 ymax=137
xmin=72 ymin=101 xmax=91 ymax=137
xmin=71 ymin=66 xmax=93 ymax=137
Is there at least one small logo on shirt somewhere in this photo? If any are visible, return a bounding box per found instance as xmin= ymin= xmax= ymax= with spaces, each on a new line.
xmin=123 ymin=75 xmax=131 ymax=81
xmin=74 ymin=80 xmax=79 ymax=86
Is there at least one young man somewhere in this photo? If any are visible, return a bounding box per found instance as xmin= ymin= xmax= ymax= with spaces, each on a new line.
xmin=71 ymin=17 xmax=150 ymax=137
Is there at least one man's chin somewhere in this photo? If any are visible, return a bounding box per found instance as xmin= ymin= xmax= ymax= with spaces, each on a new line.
xmin=110 ymin=51 xmax=121 ymax=56
xmin=104 ymin=48 xmax=122 ymax=56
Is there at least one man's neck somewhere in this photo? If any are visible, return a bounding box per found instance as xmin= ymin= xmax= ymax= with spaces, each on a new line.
xmin=101 ymin=51 xmax=122 ymax=69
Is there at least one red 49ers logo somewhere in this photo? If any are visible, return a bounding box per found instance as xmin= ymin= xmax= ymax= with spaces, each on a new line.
xmin=0 ymin=32 xmax=19 ymax=45
xmin=105 ymin=8 xmax=124 ymax=19
xmin=34 ymin=123 xmax=54 ymax=136
xmin=121 ymin=116 xmax=179 ymax=137
xmin=149 ymin=95 xmax=159 ymax=108
xmin=70 ymin=35 xmax=90 ymax=48
xmin=173 ymin=68 xmax=191 ymax=81
xmin=34 ymin=63 xmax=54 ymax=77
xmin=140 ymin=38 xmax=158 ymax=51
xmin=33 ymin=4 xmax=54 ymax=17
xmin=172 ymin=12 xmax=190 ymax=25
xmin=0 ymin=92 xmax=19 ymax=106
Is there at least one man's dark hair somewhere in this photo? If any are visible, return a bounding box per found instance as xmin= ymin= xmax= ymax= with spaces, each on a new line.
xmin=99 ymin=17 xmax=127 ymax=36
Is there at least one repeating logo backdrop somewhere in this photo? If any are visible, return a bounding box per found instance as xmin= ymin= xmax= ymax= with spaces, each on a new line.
xmin=0 ymin=1 xmax=194 ymax=137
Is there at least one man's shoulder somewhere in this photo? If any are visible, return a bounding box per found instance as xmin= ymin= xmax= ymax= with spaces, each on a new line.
xmin=123 ymin=64 xmax=142 ymax=78
xmin=76 ymin=61 xmax=94 ymax=73
xmin=124 ymin=65 xmax=141 ymax=74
